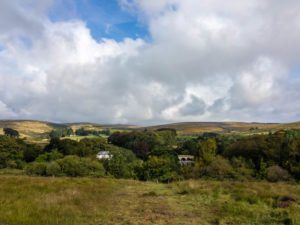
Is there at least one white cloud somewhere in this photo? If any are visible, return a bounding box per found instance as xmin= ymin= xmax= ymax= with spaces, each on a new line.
xmin=0 ymin=0 xmax=299 ymax=124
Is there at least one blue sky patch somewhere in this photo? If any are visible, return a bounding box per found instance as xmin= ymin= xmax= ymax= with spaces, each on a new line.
xmin=48 ymin=0 xmax=148 ymax=41
xmin=0 ymin=43 xmax=4 ymax=52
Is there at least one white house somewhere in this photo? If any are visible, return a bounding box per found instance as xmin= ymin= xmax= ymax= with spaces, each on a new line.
xmin=96 ymin=151 xmax=112 ymax=160
xmin=178 ymin=155 xmax=195 ymax=166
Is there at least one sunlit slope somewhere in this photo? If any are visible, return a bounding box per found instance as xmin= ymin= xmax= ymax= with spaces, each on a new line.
xmin=0 ymin=120 xmax=138 ymax=140
xmin=67 ymin=123 xmax=139 ymax=132
xmin=0 ymin=120 xmax=65 ymax=139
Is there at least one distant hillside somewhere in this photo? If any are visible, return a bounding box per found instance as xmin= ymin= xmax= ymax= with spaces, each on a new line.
xmin=1 ymin=120 xmax=300 ymax=139
xmin=0 ymin=120 xmax=66 ymax=139
xmin=144 ymin=121 xmax=300 ymax=135
xmin=0 ymin=120 xmax=138 ymax=141
xmin=66 ymin=123 xmax=139 ymax=131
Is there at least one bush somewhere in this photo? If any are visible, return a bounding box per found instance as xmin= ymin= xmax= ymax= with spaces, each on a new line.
xmin=231 ymin=157 xmax=255 ymax=180
xmin=140 ymin=156 xmax=180 ymax=182
xmin=26 ymin=162 xmax=47 ymax=176
xmin=23 ymin=145 xmax=43 ymax=162
xmin=180 ymin=165 xmax=198 ymax=179
xmin=57 ymin=156 xmax=88 ymax=176
xmin=35 ymin=149 xmax=63 ymax=162
xmin=26 ymin=156 xmax=105 ymax=177
xmin=46 ymin=162 xmax=61 ymax=176
xmin=103 ymin=148 xmax=141 ymax=179
xmin=266 ymin=166 xmax=290 ymax=182
xmin=198 ymin=138 xmax=217 ymax=164
xmin=57 ymin=156 xmax=105 ymax=177
xmin=3 ymin=128 xmax=19 ymax=138
xmin=0 ymin=135 xmax=27 ymax=169
xmin=201 ymin=156 xmax=236 ymax=179
xmin=80 ymin=158 xmax=106 ymax=177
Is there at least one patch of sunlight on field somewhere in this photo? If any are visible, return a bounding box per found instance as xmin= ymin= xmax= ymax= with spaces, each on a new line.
xmin=0 ymin=121 xmax=55 ymax=141
xmin=61 ymin=135 xmax=105 ymax=142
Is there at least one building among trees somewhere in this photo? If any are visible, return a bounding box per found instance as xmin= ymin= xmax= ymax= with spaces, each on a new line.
xmin=96 ymin=151 xmax=112 ymax=160
xmin=178 ymin=155 xmax=194 ymax=165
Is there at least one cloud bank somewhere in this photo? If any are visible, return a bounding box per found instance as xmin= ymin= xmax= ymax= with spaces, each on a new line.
xmin=0 ymin=0 xmax=299 ymax=124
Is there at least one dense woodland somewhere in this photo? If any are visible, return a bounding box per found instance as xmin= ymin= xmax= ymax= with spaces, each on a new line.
xmin=0 ymin=127 xmax=300 ymax=182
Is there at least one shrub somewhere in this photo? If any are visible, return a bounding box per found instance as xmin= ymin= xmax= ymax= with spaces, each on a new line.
xmin=198 ymin=138 xmax=217 ymax=164
xmin=80 ymin=158 xmax=106 ymax=177
xmin=35 ymin=149 xmax=63 ymax=162
xmin=103 ymin=148 xmax=141 ymax=179
xmin=140 ymin=156 xmax=180 ymax=182
xmin=0 ymin=135 xmax=27 ymax=168
xmin=46 ymin=162 xmax=61 ymax=176
xmin=26 ymin=162 xmax=47 ymax=176
xmin=201 ymin=156 xmax=236 ymax=179
xmin=57 ymin=156 xmax=87 ymax=176
xmin=57 ymin=156 xmax=105 ymax=177
xmin=3 ymin=128 xmax=19 ymax=138
xmin=104 ymin=145 xmax=143 ymax=178
xmin=231 ymin=157 xmax=255 ymax=180
xmin=6 ymin=160 xmax=18 ymax=169
xmin=26 ymin=156 xmax=105 ymax=177
xmin=23 ymin=145 xmax=43 ymax=162
xmin=6 ymin=159 xmax=25 ymax=169
xmin=180 ymin=164 xmax=198 ymax=179
xmin=266 ymin=166 xmax=290 ymax=182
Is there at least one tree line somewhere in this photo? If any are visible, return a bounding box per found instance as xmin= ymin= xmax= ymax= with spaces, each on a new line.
xmin=49 ymin=127 xmax=111 ymax=138
xmin=0 ymin=127 xmax=300 ymax=182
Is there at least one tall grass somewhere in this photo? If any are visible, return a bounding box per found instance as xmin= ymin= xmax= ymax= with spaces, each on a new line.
xmin=0 ymin=175 xmax=299 ymax=225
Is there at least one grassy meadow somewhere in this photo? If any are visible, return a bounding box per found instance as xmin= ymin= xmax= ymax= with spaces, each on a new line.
xmin=0 ymin=175 xmax=299 ymax=225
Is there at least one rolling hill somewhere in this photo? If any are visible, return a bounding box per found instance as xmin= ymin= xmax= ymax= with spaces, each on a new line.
xmin=0 ymin=120 xmax=138 ymax=141
xmin=144 ymin=121 xmax=300 ymax=135
xmin=0 ymin=120 xmax=66 ymax=140
xmin=1 ymin=120 xmax=300 ymax=140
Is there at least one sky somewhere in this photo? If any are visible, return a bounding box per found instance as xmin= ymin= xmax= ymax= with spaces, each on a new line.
xmin=0 ymin=0 xmax=300 ymax=125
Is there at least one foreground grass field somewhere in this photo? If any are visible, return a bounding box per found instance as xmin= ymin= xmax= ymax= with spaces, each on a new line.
xmin=0 ymin=176 xmax=299 ymax=225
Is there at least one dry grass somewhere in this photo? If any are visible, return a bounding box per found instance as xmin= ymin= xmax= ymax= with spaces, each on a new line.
xmin=0 ymin=120 xmax=57 ymax=139
xmin=0 ymin=175 xmax=299 ymax=225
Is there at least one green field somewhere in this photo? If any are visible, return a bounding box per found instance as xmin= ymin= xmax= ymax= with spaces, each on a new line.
xmin=0 ymin=175 xmax=299 ymax=225
xmin=60 ymin=135 xmax=105 ymax=141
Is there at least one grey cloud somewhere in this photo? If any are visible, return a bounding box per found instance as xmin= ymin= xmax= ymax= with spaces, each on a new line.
xmin=179 ymin=95 xmax=206 ymax=116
